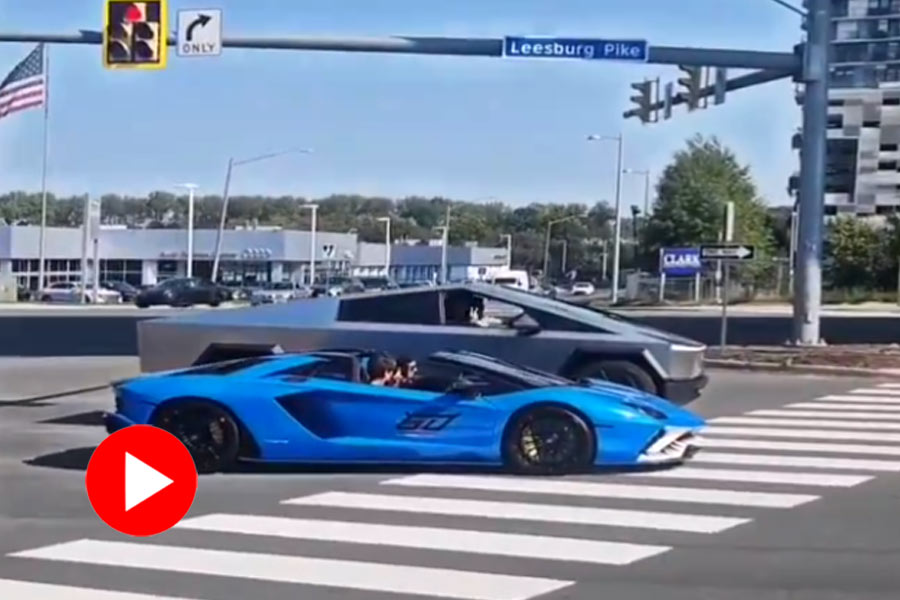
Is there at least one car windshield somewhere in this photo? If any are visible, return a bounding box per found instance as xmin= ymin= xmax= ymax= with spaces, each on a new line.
xmin=431 ymin=351 xmax=569 ymax=388
xmin=269 ymin=282 xmax=294 ymax=290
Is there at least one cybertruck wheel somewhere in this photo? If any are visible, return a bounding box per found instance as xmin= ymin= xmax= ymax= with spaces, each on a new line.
xmin=502 ymin=405 xmax=595 ymax=475
xmin=153 ymin=400 xmax=241 ymax=474
xmin=573 ymin=360 xmax=658 ymax=395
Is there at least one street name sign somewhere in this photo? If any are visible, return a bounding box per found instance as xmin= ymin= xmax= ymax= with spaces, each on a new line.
xmin=503 ymin=37 xmax=648 ymax=62
xmin=177 ymin=9 xmax=222 ymax=57
xmin=700 ymin=244 xmax=755 ymax=261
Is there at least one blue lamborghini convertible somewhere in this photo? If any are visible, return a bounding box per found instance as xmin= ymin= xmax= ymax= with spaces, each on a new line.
xmin=105 ymin=349 xmax=705 ymax=474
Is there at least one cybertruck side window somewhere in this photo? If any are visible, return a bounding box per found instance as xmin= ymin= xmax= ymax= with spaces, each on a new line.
xmin=337 ymin=291 xmax=442 ymax=325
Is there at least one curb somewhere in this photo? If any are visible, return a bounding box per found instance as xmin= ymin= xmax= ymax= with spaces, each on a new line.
xmin=0 ymin=384 xmax=111 ymax=406
xmin=704 ymin=358 xmax=900 ymax=378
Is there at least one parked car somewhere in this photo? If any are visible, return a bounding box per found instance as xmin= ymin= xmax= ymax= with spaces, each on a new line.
xmin=137 ymin=282 xmax=708 ymax=404
xmin=134 ymin=277 xmax=222 ymax=308
xmin=106 ymin=348 xmax=704 ymax=474
xmin=571 ymin=281 xmax=596 ymax=296
xmin=250 ymin=281 xmax=305 ymax=305
xmin=39 ymin=281 xmax=122 ymax=304
xmin=101 ymin=280 xmax=139 ymax=302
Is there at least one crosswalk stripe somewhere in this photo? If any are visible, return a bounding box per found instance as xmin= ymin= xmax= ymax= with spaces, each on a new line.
xmin=626 ymin=466 xmax=871 ymax=487
xmin=697 ymin=437 xmax=900 ymax=456
xmin=175 ymin=513 xmax=670 ymax=566
xmin=780 ymin=405 xmax=900 ymax=414
xmin=692 ymin=451 xmax=900 ymax=471
xmin=282 ymin=491 xmax=750 ymax=534
xmin=381 ymin=473 xmax=817 ymax=508
xmin=712 ymin=416 xmax=900 ymax=431
xmin=817 ymin=395 xmax=900 ymax=404
xmin=846 ymin=389 xmax=900 ymax=396
xmin=875 ymin=383 xmax=900 ymax=389
xmin=0 ymin=578 xmax=198 ymax=600
xmin=704 ymin=426 xmax=900 ymax=443
xmin=10 ymin=539 xmax=572 ymax=600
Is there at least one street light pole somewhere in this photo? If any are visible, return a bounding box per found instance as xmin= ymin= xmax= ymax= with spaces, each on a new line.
xmin=543 ymin=216 xmax=577 ymax=282
xmin=302 ymin=204 xmax=318 ymax=286
xmin=210 ymin=148 xmax=313 ymax=282
xmin=176 ymin=183 xmax=198 ymax=278
xmin=588 ymin=133 xmax=625 ymax=304
xmin=439 ymin=205 xmax=450 ymax=284
xmin=377 ymin=216 xmax=391 ymax=278
xmin=502 ymin=234 xmax=512 ymax=269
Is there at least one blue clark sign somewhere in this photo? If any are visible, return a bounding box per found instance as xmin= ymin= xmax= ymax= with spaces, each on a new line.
xmin=661 ymin=247 xmax=701 ymax=277
xmin=503 ymin=37 xmax=649 ymax=62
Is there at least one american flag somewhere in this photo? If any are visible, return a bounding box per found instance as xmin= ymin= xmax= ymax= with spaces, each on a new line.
xmin=0 ymin=44 xmax=45 ymax=121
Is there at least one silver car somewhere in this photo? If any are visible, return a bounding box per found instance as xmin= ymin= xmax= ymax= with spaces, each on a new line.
xmin=137 ymin=283 xmax=708 ymax=403
xmin=249 ymin=281 xmax=305 ymax=305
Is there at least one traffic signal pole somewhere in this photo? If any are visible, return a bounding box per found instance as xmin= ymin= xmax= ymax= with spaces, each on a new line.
xmin=794 ymin=0 xmax=829 ymax=346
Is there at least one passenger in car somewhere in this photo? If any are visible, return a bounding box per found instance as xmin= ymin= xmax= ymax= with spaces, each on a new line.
xmin=367 ymin=354 xmax=398 ymax=386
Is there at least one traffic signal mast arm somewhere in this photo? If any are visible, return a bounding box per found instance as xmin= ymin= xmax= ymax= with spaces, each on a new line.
xmin=0 ymin=29 xmax=800 ymax=71
xmin=623 ymin=67 xmax=793 ymax=120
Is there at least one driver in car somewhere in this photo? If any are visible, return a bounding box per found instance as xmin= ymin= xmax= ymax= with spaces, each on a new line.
xmin=393 ymin=357 xmax=419 ymax=388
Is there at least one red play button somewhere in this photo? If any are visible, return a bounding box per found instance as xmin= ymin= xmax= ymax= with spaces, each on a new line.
xmin=85 ymin=425 xmax=198 ymax=537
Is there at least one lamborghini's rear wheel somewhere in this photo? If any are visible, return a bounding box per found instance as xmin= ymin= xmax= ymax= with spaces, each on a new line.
xmin=502 ymin=406 xmax=595 ymax=475
xmin=153 ymin=401 xmax=241 ymax=474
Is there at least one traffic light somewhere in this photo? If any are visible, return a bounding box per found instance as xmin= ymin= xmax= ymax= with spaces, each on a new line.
xmin=677 ymin=65 xmax=702 ymax=110
xmin=629 ymin=79 xmax=654 ymax=124
xmin=103 ymin=1 xmax=168 ymax=69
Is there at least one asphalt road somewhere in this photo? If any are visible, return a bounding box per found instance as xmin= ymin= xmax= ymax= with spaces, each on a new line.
xmin=2 ymin=363 xmax=900 ymax=599
xmin=1 ymin=304 xmax=900 ymax=356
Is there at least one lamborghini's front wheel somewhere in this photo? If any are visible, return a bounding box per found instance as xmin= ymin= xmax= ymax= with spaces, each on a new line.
xmin=153 ymin=400 xmax=241 ymax=474
xmin=502 ymin=406 xmax=595 ymax=475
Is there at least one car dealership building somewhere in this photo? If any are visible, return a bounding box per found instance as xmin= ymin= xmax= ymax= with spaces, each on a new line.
xmin=0 ymin=225 xmax=510 ymax=290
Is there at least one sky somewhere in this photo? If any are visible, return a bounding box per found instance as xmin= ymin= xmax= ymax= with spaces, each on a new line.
xmin=0 ymin=0 xmax=802 ymax=208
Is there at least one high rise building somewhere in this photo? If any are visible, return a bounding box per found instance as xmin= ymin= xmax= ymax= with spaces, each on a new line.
xmin=796 ymin=0 xmax=900 ymax=215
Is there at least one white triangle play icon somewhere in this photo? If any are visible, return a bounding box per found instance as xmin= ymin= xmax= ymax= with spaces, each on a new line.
xmin=125 ymin=452 xmax=174 ymax=511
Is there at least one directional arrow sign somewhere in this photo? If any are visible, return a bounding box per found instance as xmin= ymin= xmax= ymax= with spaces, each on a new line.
xmin=700 ymin=244 xmax=755 ymax=261
xmin=177 ymin=9 xmax=222 ymax=57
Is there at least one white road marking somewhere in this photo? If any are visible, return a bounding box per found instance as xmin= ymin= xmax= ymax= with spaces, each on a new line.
xmin=628 ymin=466 xmax=871 ymax=487
xmin=875 ymin=383 xmax=900 ymax=389
xmin=0 ymin=578 xmax=197 ymax=600
xmin=703 ymin=426 xmax=900 ymax=443
xmin=712 ymin=416 xmax=900 ymax=431
xmin=175 ymin=513 xmax=670 ymax=566
xmin=696 ymin=437 xmax=900 ymax=456
xmin=10 ymin=539 xmax=572 ymax=600
xmin=846 ymin=389 xmax=900 ymax=396
xmin=381 ymin=473 xmax=817 ymax=508
xmin=692 ymin=451 xmax=900 ymax=471
xmin=778 ymin=405 xmax=900 ymax=414
xmin=282 ymin=491 xmax=750 ymax=534
xmin=817 ymin=395 xmax=900 ymax=404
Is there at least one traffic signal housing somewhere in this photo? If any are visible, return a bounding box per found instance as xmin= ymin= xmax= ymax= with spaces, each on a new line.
xmin=103 ymin=1 xmax=168 ymax=69
xmin=629 ymin=79 xmax=654 ymax=124
xmin=677 ymin=65 xmax=702 ymax=110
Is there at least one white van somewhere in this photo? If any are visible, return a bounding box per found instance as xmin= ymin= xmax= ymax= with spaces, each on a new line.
xmin=487 ymin=269 xmax=530 ymax=291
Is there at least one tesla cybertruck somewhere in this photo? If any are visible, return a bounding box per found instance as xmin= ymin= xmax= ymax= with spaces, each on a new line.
xmin=137 ymin=283 xmax=708 ymax=403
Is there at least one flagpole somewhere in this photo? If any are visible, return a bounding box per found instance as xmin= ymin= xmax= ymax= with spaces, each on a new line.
xmin=37 ymin=43 xmax=49 ymax=292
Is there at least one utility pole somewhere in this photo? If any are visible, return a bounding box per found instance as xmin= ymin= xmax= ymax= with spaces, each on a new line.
xmin=793 ymin=0 xmax=829 ymax=346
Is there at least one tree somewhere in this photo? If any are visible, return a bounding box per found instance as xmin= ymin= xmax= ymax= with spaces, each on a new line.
xmin=642 ymin=135 xmax=776 ymax=290
xmin=825 ymin=216 xmax=889 ymax=290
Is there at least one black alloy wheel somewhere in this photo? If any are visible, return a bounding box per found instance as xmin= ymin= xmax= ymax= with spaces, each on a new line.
xmin=153 ymin=401 xmax=241 ymax=474
xmin=573 ymin=360 xmax=658 ymax=395
xmin=503 ymin=406 xmax=594 ymax=475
